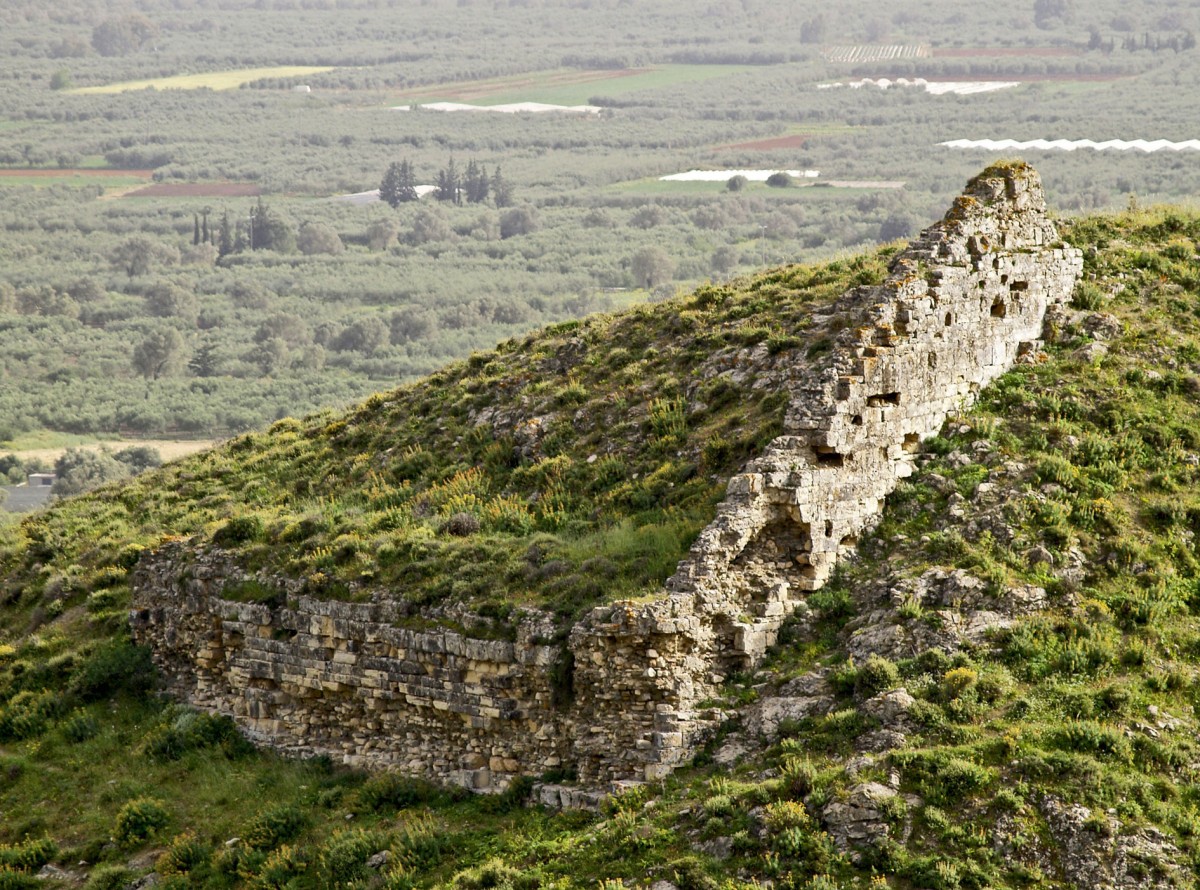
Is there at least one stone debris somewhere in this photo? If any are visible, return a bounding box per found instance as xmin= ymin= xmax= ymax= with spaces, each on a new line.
xmin=131 ymin=164 xmax=1082 ymax=792
xmin=844 ymin=569 xmax=1048 ymax=662
xmin=821 ymin=782 xmax=915 ymax=856
xmin=1040 ymin=797 xmax=1192 ymax=890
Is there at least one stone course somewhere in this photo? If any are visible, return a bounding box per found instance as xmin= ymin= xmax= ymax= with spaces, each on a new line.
xmin=131 ymin=164 xmax=1082 ymax=792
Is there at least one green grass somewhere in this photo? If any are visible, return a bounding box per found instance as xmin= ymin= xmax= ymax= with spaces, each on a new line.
xmin=69 ymin=66 xmax=336 ymax=95
xmin=393 ymin=64 xmax=760 ymax=106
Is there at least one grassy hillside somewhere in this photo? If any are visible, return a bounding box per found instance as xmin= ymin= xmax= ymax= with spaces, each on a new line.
xmin=2 ymin=204 xmax=1200 ymax=888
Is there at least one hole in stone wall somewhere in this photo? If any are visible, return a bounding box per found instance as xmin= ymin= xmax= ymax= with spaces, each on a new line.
xmin=851 ymin=415 xmax=863 ymax=426
xmin=991 ymin=298 xmax=1007 ymax=318
xmin=944 ymin=312 xmax=953 ymax=326
xmin=824 ymin=520 xmax=834 ymax=537
xmin=867 ymin=392 xmax=901 ymax=407
xmin=993 ymin=258 xmax=1001 ymax=269
xmin=928 ymin=353 xmax=937 ymax=370
xmin=902 ymin=433 xmax=920 ymax=453
xmin=1010 ymin=280 xmax=1029 ymax=292
xmin=816 ymin=450 xmax=845 ymax=467
xmin=1001 ymin=274 xmax=1009 ymax=284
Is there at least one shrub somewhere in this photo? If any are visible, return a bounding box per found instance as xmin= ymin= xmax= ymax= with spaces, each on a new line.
xmin=0 ymin=871 xmax=37 ymax=890
xmin=61 ymin=710 xmax=99 ymax=743
xmin=1071 ymin=280 xmax=1105 ymax=310
xmin=248 ymin=844 xmax=307 ymax=890
xmin=855 ymin=655 xmax=901 ymax=697
xmin=68 ymin=639 xmax=154 ymax=702
xmin=358 ymin=773 xmax=438 ymax=812
xmin=726 ymin=175 xmax=748 ymax=192
xmin=440 ymin=512 xmax=481 ymax=537
xmin=320 ymin=828 xmax=386 ymax=888
xmin=157 ymin=832 xmax=212 ymax=876
xmin=941 ymin=667 xmax=978 ymax=700
xmin=780 ymin=757 xmax=817 ymax=799
xmin=765 ymin=171 xmax=793 ymax=188
xmin=213 ymin=515 xmax=265 ymax=546
xmin=0 ymin=838 xmax=57 ymax=873
xmin=83 ymin=865 xmax=134 ymax=890
xmin=139 ymin=708 xmax=249 ymax=761
xmin=114 ymin=798 xmax=169 ymax=847
xmin=764 ymin=800 xmax=813 ymax=832
xmin=0 ymin=692 xmax=56 ymax=741
xmin=244 ymin=804 xmax=306 ymax=852
xmin=450 ymin=857 xmax=537 ymax=890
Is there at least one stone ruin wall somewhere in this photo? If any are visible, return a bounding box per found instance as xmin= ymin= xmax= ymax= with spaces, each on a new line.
xmin=131 ymin=165 xmax=1083 ymax=795
xmin=132 ymin=548 xmax=574 ymax=792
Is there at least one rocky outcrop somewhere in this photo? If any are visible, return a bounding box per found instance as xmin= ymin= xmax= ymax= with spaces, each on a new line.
xmin=131 ymin=163 xmax=1083 ymax=792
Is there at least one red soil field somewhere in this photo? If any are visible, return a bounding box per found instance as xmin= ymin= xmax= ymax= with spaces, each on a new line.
xmin=124 ymin=182 xmax=262 ymax=197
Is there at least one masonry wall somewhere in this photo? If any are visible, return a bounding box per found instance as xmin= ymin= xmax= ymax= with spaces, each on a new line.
xmin=131 ymin=164 xmax=1083 ymax=792
xmin=131 ymin=547 xmax=572 ymax=791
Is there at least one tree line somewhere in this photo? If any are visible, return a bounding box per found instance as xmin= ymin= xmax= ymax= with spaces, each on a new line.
xmin=380 ymin=158 xmax=514 ymax=208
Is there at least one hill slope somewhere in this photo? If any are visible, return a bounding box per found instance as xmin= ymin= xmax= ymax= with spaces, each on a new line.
xmin=3 ymin=170 xmax=1200 ymax=888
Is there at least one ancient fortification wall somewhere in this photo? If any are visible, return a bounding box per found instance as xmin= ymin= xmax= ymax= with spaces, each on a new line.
xmin=131 ymin=164 xmax=1083 ymax=793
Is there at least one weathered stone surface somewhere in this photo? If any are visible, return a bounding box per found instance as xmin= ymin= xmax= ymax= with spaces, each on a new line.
xmin=822 ymin=782 xmax=907 ymax=854
xmin=844 ymin=569 xmax=1049 ymax=662
xmin=1039 ymin=797 xmax=1193 ymax=890
xmin=131 ymin=164 xmax=1082 ymax=791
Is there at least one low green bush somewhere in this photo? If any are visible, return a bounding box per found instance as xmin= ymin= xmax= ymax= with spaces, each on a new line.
xmin=244 ymin=804 xmax=307 ymax=852
xmin=114 ymin=798 xmax=169 ymax=847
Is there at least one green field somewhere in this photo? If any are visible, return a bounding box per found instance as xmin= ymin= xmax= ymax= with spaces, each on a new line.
xmin=70 ymin=65 xmax=336 ymax=94
xmin=394 ymin=64 xmax=760 ymax=106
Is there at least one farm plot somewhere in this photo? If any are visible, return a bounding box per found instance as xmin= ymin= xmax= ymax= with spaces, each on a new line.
xmin=822 ymin=45 xmax=931 ymax=63
xmin=390 ymin=64 xmax=758 ymax=107
xmin=70 ymin=66 xmax=335 ymax=94
xmin=123 ymin=182 xmax=262 ymax=198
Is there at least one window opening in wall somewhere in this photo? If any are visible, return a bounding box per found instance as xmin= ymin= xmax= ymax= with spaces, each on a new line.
xmin=867 ymin=392 xmax=901 ymax=407
xmin=991 ymin=298 xmax=1007 ymax=318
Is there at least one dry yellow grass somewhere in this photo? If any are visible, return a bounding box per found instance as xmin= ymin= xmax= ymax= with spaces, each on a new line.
xmin=5 ymin=439 xmax=216 ymax=466
xmin=70 ymin=66 xmax=335 ymax=95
